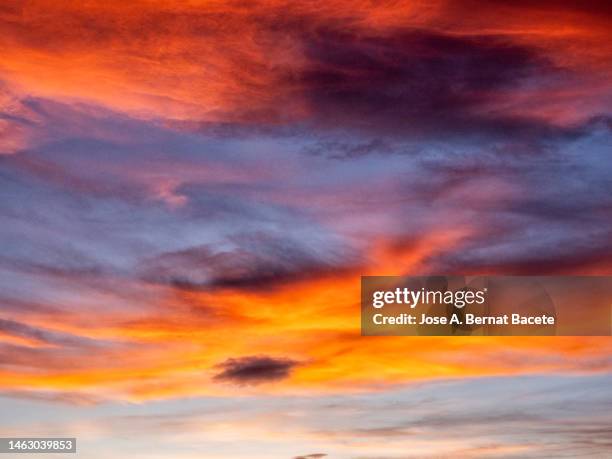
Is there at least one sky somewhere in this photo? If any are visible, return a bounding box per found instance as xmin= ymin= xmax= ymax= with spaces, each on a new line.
xmin=0 ymin=1 xmax=611 ymax=457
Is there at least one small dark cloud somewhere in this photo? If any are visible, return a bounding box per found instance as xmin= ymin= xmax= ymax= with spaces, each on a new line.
xmin=293 ymin=455 xmax=327 ymax=459
xmin=213 ymin=356 xmax=299 ymax=385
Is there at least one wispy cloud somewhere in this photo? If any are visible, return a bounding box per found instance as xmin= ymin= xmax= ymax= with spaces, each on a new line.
xmin=0 ymin=0 xmax=611 ymax=409
xmin=1 ymin=374 xmax=610 ymax=458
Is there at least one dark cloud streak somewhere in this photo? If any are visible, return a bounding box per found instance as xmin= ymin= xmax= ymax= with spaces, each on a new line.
xmin=213 ymin=356 xmax=299 ymax=385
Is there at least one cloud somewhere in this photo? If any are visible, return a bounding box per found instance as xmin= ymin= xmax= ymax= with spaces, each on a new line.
xmin=459 ymin=0 xmax=612 ymax=17
xmin=0 ymin=0 xmax=611 ymax=404
xmin=213 ymin=356 xmax=300 ymax=385
xmin=1 ymin=0 xmax=609 ymax=131
xmin=141 ymin=234 xmax=357 ymax=292
xmin=0 ymin=389 xmax=100 ymax=406
xmin=290 ymin=27 xmax=568 ymax=141
xmin=3 ymin=373 xmax=608 ymax=458
xmin=0 ymin=318 xmax=101 ymax=348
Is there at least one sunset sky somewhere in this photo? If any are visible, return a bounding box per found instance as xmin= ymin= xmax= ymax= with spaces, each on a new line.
xmin=1 ymin=1 xmax=611 ymax=457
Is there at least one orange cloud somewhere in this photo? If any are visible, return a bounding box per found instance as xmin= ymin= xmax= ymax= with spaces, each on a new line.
xmin=1 ymin=0 xmax=610 ymax=403
xmin=1 ymin=228 xmax=610 ymax=402
xmin=1 ymin=0 xmax=609 ymax=127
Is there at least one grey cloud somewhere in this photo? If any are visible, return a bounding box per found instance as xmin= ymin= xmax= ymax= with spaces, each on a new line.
xmin=213 ymin=355 xmax=300 ymax=385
